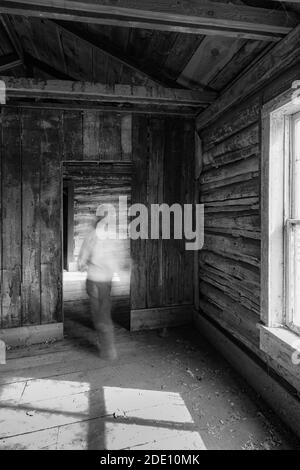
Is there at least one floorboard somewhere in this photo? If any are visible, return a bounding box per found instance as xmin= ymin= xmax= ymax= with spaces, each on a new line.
xmin=0 ymin=307 xmax=299 ymax=450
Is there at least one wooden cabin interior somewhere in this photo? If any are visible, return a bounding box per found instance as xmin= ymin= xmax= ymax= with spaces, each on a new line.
xmin=1 ymin=0 xmax=300 ymax=450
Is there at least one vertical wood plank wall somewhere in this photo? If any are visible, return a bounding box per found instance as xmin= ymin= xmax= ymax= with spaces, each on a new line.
xmin=131 ymin=115 xmax=194 ymax=310
xmin=197 ymin=64 xmax=300 ymax=354
xmin=1 ymin=107 xmax=62 ymax=328
xmin=0 ymin=107 xmax=194 ymax=329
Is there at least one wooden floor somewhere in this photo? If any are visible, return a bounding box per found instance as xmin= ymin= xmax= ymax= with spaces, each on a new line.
xmin=0 ymin=308 xmax=299 ymax=450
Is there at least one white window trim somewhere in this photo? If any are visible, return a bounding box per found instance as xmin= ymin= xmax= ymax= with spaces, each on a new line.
xmin=286 ymin=219 xmax=300 ymax=336
xmin=260 ymin=82 xmax=300 ymax=382
xmin=286 ymin=112 xmax=300 ymax=336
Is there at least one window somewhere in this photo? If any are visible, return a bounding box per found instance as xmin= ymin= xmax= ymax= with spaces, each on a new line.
xmin=286 ymin=113 xmax=300 ymax=334
xmin=260 ymin=84 xmax=300 ymax=384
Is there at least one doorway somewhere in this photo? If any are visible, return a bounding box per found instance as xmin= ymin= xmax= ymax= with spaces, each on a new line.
xmin=62 ymin=163 xmax=132 ymax=342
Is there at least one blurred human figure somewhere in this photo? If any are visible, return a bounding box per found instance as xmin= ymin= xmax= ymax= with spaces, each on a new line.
xmin=78 ymin=216 xmax=120 ymax=361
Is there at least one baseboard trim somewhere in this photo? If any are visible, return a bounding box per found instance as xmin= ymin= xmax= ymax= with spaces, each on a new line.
xmin=0 ymin=323 xmax=64 ymax=348
xmin=193 ymin=311 xmax=300 ymax=440
xmin=130 ymin=305 xmax=193 ymax=331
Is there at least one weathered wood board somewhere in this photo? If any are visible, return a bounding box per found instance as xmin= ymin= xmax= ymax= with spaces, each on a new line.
xmin=0 ymin=107 xmax=62 ymax=328
xmin=131 ymin=114 xmax=195 ymax=318
xmin=1 ymin=108 xmax=22 ymax=328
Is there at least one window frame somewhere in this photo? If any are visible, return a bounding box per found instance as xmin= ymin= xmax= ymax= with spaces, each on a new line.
xmin=261 ymin=85 xmax=300 ymax=329
xmin=285 ymin=112 xmax=300 ymax=335
xmin=260 ymin=83 xmax=300 ymax=386
xmin=285 ymin=218 xmax=300 ymax=335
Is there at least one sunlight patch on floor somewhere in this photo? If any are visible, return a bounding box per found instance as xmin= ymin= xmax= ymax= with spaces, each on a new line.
xmin=104 ymin=422 xmax=206 ymax=450
xmin=0 ymin=380 xmax=205 ymax=450
xmin=103 ymin=386 xmax=194 ymax=423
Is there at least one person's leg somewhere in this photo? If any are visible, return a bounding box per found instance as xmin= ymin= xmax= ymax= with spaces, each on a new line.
xmin=86 ymin=279 xmax=117 ymax=360
xmin=96 ymin=281 xmax=117 ymax=360
xmin=86 ymin=279 xmax=102 ymax=346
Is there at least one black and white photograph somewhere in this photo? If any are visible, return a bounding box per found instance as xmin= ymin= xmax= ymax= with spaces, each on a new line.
xmin=0 ymin=0 xmax=300 ymax=454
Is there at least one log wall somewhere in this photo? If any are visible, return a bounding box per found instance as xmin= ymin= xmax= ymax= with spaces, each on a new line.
xmin=197 ymin=63 xmax=300 ymax=354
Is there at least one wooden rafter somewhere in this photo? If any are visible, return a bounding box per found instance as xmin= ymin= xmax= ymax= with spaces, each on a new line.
xmin=0 ymin=0 xmax=297 ymax=41
xmin=196 ymin=23 xmax=300 ymax=130
xmin=0 ymin=76 xmax=217 ymax=106
xmin=24 ymin=52 xmax=78 ymax=80
xmin=0 ymin=53 xmax=22 ymax=72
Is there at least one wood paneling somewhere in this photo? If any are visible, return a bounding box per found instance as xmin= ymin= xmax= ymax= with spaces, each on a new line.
xmin=131 ymin=115 xmax=195 ymax=311
xmin=40 ymin=110 xmax=62 ymax=324
xmin=98 ymin=113 xmax=122 ymax=161
xmin=182 ymin=119 xmax=195 ymax=304
xmin=130 ymin=115 xmax=148 ymax=310
xmin=0 ymin=107 xmax=62 ymax=328
xmin=63 ymin=110 xmax=83 ymax=161
xmin=0 ymin=105 xmax=194 ymax=329
xmin=21 ymin=110 xmax=42 ymax=326
xmin=1 ymin=108 xmax=22 ymax=328
xmin=82 ymin=110 xmax=101 ymax=161
xmin=62 ymin=111 xmax=132 ymax=162
xmin=163 ymin=117 xmax=185 ymax=306
xmin=178 ymin=36 xmax=243 ymax=89
xmin=147 ymin=116 xmax=164 ymax=308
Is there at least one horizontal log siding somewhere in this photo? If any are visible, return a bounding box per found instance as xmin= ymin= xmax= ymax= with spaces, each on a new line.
xmin=199 ymin=94 xmax=261 ymax=350
xmin=198 ymin=63 xmax=300 ymax=353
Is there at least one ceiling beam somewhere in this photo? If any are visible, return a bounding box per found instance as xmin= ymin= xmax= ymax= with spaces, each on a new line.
xmin=0 ymin=0 xmax=297 ymax=41
xmin=0 ymin=76 xmax=217 ymax=106
xmin=0 ymin=53 xmax=22 ymax=72
xmin=51 ymin=20 xmax=173 ymax=88
xmin=196 ymin=23 xmax=300 ymax=131
xmin=8 ymin=100 xmax=200 ymax=116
